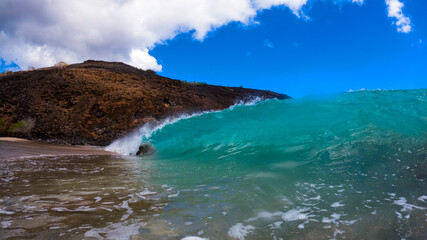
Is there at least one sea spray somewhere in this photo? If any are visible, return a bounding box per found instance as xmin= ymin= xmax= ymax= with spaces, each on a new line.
xmin=104 ymin=114 xmax=204 ymax=155
xmin=105 ymin=97 xmax=264 ymax=155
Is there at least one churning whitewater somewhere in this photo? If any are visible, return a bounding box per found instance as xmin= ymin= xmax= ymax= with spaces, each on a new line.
xmin=103 ymin=89 xmax=427 ymax=239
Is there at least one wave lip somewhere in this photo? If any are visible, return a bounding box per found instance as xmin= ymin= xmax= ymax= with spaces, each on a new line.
xmin=104 ymin=113 xmax=201 ymax=155
xmin=106 ymin=89 xmax=427 ymax=157
xmin=104 ymin=97 xmax=267 ymax=155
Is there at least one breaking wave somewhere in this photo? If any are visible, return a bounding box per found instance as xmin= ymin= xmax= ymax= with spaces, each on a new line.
xmin=103 ymin=89 xmax=427 ymax=239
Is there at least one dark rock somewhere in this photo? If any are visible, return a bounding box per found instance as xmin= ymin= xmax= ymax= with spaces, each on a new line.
xmin=0 ymin=60 xmax=290 ymax=146
xmin=136 ymin=143 xmax=156 ymax=156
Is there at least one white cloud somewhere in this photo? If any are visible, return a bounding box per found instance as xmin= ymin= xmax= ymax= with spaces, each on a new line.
xmin=253 ymin=0 xmax=308 ymax=17
xmin=129 ymin=49 xmax=162 ymax=71
xmin=0 ymin=0 xmax=260 ymax=70
xmin=0 ymin=0 xmax=407 ymax=71
xmin=385 ymin=0 xmax=412 ymax=33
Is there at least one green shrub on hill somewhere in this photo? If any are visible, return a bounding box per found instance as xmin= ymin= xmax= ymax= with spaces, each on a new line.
xmin=182 ymin=81 xmax=207 ymax=86
xmin=8 ymin=118 xmax=35 ymax=134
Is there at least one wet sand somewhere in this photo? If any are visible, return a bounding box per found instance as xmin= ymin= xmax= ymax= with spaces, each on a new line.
xmin=0 ymin=137 xmax=115 ymax=160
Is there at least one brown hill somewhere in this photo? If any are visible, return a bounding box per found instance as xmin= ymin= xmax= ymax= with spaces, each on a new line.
xmin=0 ymin=60 xmax=290 ymax=146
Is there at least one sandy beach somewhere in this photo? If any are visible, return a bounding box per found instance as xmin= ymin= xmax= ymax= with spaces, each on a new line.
xmin=0 ymin=137 xmax=115 ymax=160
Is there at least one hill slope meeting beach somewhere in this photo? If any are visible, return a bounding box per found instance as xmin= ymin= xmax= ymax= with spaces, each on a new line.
xmin=1 ymin=0 xmax=427 ymax=240
xmin=0 ymin=60 xmax=288 ymax=146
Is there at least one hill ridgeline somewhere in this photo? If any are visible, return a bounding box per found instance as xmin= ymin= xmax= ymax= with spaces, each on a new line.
xmin=0 ymin=60 xmax=289 ymax=145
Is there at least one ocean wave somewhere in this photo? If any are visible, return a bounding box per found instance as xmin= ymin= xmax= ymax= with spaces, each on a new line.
xmin=105 ymin=112 xmax=205 ymax=155
xmin=104 ymin=97 xmax=267 ymax=155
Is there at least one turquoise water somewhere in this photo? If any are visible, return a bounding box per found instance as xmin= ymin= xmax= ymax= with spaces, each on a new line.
xmin=137 ymin=89 xmax=427 ymax=239
xmin=2 ymin=89 xmax=426 ymax=239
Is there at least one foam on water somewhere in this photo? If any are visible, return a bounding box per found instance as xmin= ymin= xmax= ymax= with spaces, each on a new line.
xmin=84 ymin=222 xmax=145 ymax=240
xmin=281 ymin=208 xmax=310 ymax=221
xmin=227 ymin=223 xmax=255 ymax=240
xmin=181 ymin=237 xmax=209 ymax=240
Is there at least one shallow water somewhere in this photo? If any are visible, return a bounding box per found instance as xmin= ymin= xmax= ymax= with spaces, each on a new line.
xmin=0 ymin=155 xmax=170 ymax=239
xmin=1 ymin=89 xmax=427 ymax=239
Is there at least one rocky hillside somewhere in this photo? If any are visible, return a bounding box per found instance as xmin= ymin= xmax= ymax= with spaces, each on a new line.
xmin=0 ymin=60 xmax=289 ymax=145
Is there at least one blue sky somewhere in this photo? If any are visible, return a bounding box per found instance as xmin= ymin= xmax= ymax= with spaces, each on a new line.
xmin=150 ymin=1 xmax=426 ymax=97
xmin=1 ymin=0 xmax=426 ymax=97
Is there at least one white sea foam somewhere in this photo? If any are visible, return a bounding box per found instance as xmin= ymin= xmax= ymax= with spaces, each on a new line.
xmin=229 ymin=97 xmax=263 ymax=109
xmin=84 ymin=222 xmax=144 ymax=240
xmin=417 ymin=195 xmax=427 ymax=202
xmin=51 ymin=206 xmax=97 ymax=212
xmin=137 ymin=190 xmax=157 ymax=197
xmin=333 ymin=228 xmax=345 ymax=240
xmin=168 ymin=192 xmax=179 ymax=198
xmin=393 ymin=197 xmax=426 ymax=212
xmin=322 ymin=213 xmax=342 ymax=224
xmin=269 ymin=221 xmax=283 ymax=229
xmin=0 ymin=209 xmax=14 ymax=215
xmin=1 ymin=221 xmax=11 ymax=228
xmin=181 ymin=237 xmax=209 ymax=240
xmin=228 ymin=223 xmax=255 ymax=240
xmin=347 ymin=88 xmax=388 ymax=92
xmin=247 ymin=211 xmax=283 ymax=222
xmin=281 ymin=208 xmax=309 ymax=221
xmin=331 ymin=201 xmax=345 ymax=208
xmin=310 ymin=195 xmax=321 ymax=200
xmin=298 ymin=222 xmax=306 ymax=229
xmin=120 ymin=200 xmax=134 ymax=221
xmin=51 ymin=207 xmax=69 ymax=212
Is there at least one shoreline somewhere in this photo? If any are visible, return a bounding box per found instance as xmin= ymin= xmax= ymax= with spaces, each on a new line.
xmin=0 ymin=137 xmax=115 ymax=160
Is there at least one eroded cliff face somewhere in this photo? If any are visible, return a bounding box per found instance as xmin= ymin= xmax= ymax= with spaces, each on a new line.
xmin=0 ymin=60 xmax=289 ymax=145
